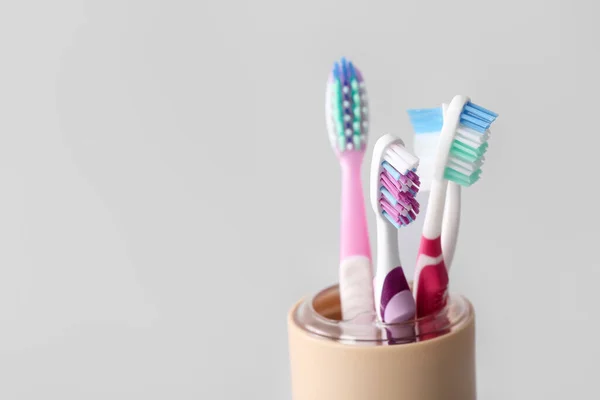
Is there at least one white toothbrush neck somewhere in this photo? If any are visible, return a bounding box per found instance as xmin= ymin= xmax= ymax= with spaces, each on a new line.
xmin=440 ymin=102 xmax=461 ymax=270
xmin=374 ymin=215 xmax=401 ymax=306
xmin=421 ymin=96 xmax=468 ymax=239
xmin=375 ymin=216 xmax=400 ymax=275
xmin=442 ymin=181 xmax=461 ymax=270
xmin=432 ymin=97 xmax=466 ymax=181
xmin=422 ymin=178 xmax=448 ymax=238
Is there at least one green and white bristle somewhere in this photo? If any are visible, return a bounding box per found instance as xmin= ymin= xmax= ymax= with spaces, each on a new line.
xmin=325 ymin=57 xmax=369 ymax=152
xmin=444 ymin=102 xmax=498 ymax=186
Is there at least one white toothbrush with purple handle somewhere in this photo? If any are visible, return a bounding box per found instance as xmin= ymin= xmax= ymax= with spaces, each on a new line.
xmin=370 ymin=134 xmax=420 ymax=323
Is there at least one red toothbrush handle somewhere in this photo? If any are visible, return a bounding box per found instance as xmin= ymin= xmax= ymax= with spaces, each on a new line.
xmin=415 ymin=235 xmax=449 ymax=317
xmin=416 ymin=257 xmax=449 ymax=318
xmin=414 ymin=236 xmax=450 ymax=341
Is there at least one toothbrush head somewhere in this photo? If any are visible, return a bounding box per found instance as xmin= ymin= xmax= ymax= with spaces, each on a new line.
xmin=325 ymin=57 xmax=369 ymax=153
xmin=444 ymin=100 xmax=498 ymax=186
xmin=370 ymin=134 xmax=421 ymax=228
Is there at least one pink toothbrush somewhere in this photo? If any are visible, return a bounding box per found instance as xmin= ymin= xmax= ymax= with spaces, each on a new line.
xmin=325 ymin=57 xmax=374 ymax=321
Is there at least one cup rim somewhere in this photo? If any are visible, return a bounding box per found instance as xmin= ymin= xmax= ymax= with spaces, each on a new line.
xmin=293 ymin=284 xmax=472 ymax=344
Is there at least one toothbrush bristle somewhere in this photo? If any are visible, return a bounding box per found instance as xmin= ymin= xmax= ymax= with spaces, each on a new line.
xmin=445 ymin=101 xmax=498 ymax=187
xmin=379 ymin=146 xmax=420 ymax=229
xmin=326 ymin=57 xmax=369 ymax=152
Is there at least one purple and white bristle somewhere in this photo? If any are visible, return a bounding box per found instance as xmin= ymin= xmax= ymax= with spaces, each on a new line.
xmin=379 ymin=160 xmax=420 ymax=229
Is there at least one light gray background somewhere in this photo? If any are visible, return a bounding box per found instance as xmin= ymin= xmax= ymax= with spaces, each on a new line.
xmin=0 ymin=0 xmax=598 ymax=399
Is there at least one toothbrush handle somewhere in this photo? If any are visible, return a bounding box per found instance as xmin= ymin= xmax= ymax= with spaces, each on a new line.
xmin=339 ymin=256 xmax=375 ymax=321
xmin=414 ymin=235 xmax=449 ymax=318
xmin=379 ymin=266 xmax=415 ymax=323
xmin=415 ymin=237 xmax=450 ymax=341
xmin=441 ymin=181 xmax=461 ymax=271
xmin=340 ymin=156 xmax=371 ymax=260
xmin=439 ymin=101 xmax=461 ymax=271
xmin=374 ymin=218 xmax=414 ymax=323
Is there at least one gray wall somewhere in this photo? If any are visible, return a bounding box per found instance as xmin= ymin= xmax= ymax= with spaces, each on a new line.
xmin=0 ymin=0 xmax=597 ymax=399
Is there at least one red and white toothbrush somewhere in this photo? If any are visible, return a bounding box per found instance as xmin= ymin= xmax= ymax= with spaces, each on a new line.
xmin=410 ymin=95 xmax=498 ymax=318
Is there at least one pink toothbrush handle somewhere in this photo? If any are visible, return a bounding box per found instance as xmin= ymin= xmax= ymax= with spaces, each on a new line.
xmin=415 ymin=236 xmax=449 ymax=319
xmin=340 ymin=154 xmax=371 ymax=260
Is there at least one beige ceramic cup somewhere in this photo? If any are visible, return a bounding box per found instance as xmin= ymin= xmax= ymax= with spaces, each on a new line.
xmin=287 ymin=284 xmax=476 ymax=400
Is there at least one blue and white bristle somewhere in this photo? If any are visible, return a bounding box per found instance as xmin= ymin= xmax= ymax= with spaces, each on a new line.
xmin=446 ymin=101 xmax=498 ymax=186
xmin=407 ymin=101 xmax=498 ymax=187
